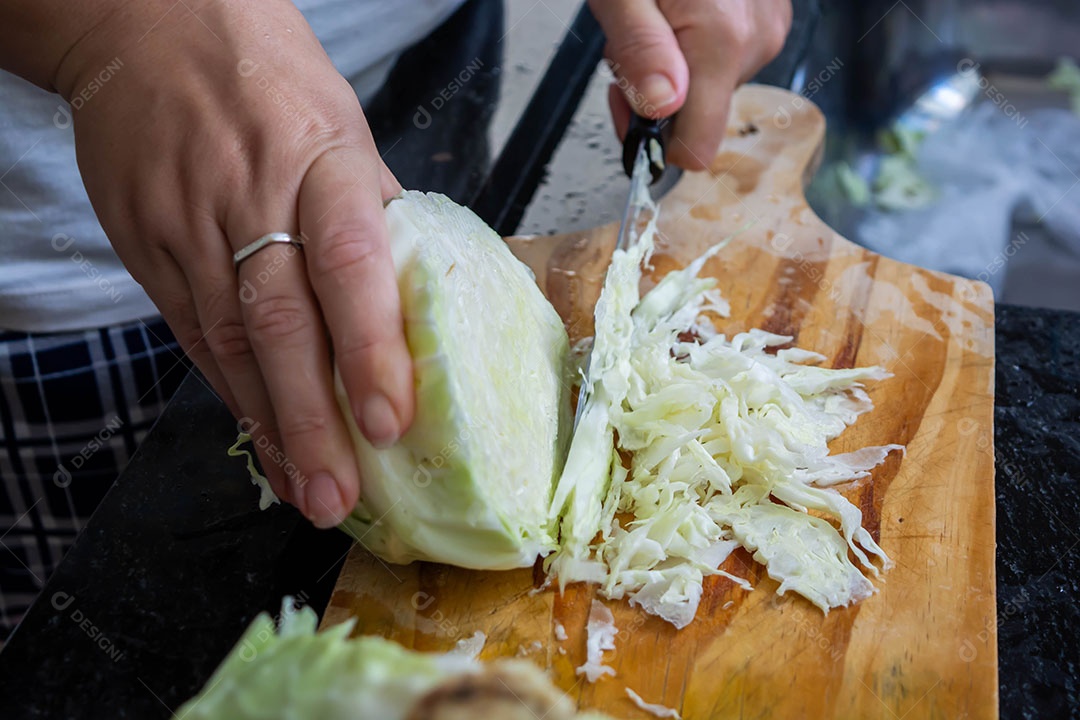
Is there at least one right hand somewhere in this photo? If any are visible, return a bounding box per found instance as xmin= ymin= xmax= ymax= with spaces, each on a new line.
xmin=54 ymin=0 xmax=414 ymax=527
xmin=590 ymin=0 xmax=792 ymax=169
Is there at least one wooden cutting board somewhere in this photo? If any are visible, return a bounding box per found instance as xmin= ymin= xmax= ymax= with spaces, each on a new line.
xmin=323 ymin=85 xmax=998 ymax=720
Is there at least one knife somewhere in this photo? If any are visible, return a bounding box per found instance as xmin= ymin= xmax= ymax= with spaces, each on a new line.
xmin=617 ymin=113 xmax=666 ymax=249
xmin=572 ymin=113 xmax=667 ymax=427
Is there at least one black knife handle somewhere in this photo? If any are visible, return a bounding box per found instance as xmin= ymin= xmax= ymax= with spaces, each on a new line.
xmin=622 ymin=113 xmax=666 ymax=183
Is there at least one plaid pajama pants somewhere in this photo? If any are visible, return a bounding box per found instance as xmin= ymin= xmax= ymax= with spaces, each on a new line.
xmin=0 ymin=315 xmax=189 ymax=639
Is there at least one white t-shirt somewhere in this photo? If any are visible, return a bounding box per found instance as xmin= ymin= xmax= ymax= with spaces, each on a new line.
xmin=0 ymin=0 xmax=465 ymax=333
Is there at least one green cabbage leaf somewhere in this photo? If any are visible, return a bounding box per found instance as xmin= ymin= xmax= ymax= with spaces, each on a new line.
xmin=176 ymin=598 xmax=614 ymax=720
xmin=334 ymin=191 xmax=571 ymax=569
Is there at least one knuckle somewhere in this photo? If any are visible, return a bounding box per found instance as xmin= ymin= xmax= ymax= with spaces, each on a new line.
xmin=705 ymin=1 xmax=753 ymax=45
xmin=278 ymin=410 xmax=332 ymax=442
xmin=154 ymin=294 xmax=196 ymax=334
xmin=309 ymin=229 xmax=382 ymax=280
xmin=658 ymin=0 xmax=694 ymax=19
xmin=721 ymin=16 xmax=753 ymax=53
xmin=245 ymin=294 xmax=311 ymax=344
xmin=335 ymin=326 xmax=391 ymax=360
xmin=177 ymin=324 xmax=212 ymax=355
xmin=248 ymin=418 xmax=283 ymax=445
xmin=204 ymin=318 xmax=253 ymax=360
xmin=661 ymin=0 xmax=752 ymax=55
xmin=290 ymin=94 xmax=361 ymax=153
xmin=764 ymin=17 xmax=790 ymax=59
xmin=198 ymin=278 xmax=242 ymax=320
xmin=665 ymin=0 xmax=726 ymax=30
xmin=608 ymin=27 xmax=674 ymax=62
xmin=293 ymin=123 xmax=344 ymax=159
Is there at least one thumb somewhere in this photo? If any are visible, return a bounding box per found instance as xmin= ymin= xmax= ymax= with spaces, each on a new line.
xmin=590 ymin=0 xmax=688 ymax=118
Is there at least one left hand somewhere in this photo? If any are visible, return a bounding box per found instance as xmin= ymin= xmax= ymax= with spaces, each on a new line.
xmin=590 ymin=0 xmax=793 ymax=169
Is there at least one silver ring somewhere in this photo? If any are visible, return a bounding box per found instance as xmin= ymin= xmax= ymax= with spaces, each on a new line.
xmin=233 ymin=233 xmax=304 ymax=268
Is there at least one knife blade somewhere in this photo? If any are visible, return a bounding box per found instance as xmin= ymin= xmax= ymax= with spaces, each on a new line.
xmin=572 ymin=114 xmax=667 ymax=428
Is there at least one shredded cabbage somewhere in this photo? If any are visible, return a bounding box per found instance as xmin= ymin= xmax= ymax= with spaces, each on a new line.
xmin=625 ymin=687 xmax=681 ymax=719
xmin=546 ymin=206 xmax=658 ymax=584
xmin=450 ymin=630 xmax=486 ymax=659
xmin=577 ymin=599 xmax=618 ymax=682
xmin=227 ymin=433 xmax=278 ymax=510
xmin=548 ymin=189 xmax=902 ymax=628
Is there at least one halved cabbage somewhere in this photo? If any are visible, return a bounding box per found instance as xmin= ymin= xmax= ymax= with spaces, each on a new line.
xmin=334 ymin=191 xmax=571 ymax=569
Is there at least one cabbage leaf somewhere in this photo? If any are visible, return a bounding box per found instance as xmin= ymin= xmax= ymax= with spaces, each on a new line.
xmin=335 ymin=191 xmax=571 ymax=570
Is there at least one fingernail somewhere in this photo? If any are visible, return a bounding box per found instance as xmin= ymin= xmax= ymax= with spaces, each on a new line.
xmin=304 ymin=473 xmax=346 ymax=529
xmin=358 ymin=393 xmax=400 ymax=449
xmin=638 ymin=73 xmax=678 ymax=113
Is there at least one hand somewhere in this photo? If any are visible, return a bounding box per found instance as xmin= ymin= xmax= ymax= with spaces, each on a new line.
xmin=590 ymin=0 xmax=792 ymax=169
xmin=55 ymin=0 xmax=414 ymax=527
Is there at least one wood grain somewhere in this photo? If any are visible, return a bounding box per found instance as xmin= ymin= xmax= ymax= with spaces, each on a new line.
xmin=323 ymin=85 xmax=998 ymax=720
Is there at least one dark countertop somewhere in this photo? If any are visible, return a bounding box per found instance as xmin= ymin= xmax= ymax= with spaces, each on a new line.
xmin=994 ymin=305 xmax=1080 ymax=717
xmin=0 ymin=376 xmax=344 ymax=719
xmin=0 ymin=304 xmax=1076 ymax=719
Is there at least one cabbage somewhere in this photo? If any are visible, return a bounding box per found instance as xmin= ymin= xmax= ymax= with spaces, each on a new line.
xmin=547 ymin=189 xmax=901 ymax=627
xmin=175 ymin=600 xmax=474 ymax=719
xmin=176 ymin=598 xmax=614 ymax=720
xmin=546 ymin=192 xmax=658 ymax=585
xmin=828 ymin=127 xmax=934 ymax=210
xmin=833 ymin=162 xmax=871 ymax=207
xmin=577 ymin=599 xmax=618 ymax=681
xmin=873 ymin=153 xmax=935 ymax=210
xmin=625 ymin=688 xmax=680 ymax=719
xmin=227 ymin=433 xmax=278 ymax=510
xmin=334 ymin=191 xmax=571 ymax=569
xmin=229 ymin=189 xmax=900 ymax=629
xmin=1047 ymin=57 xmax=1080 ymax=116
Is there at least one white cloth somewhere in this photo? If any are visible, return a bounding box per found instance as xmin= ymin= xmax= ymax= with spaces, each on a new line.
xmin=0 ymin=0 xmax=465 ymax=332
